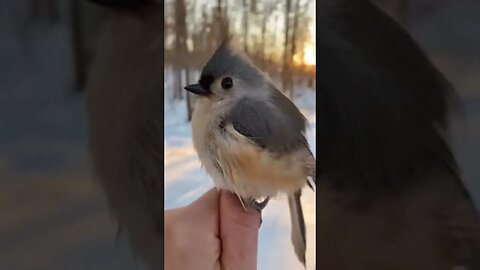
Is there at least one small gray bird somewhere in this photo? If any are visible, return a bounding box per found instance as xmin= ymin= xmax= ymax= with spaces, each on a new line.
xmin=184 ymin=37 xmax=315 ymax=266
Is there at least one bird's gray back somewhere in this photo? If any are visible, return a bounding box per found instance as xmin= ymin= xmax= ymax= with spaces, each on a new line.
xmin=224 ymin=88 xmax=309 ymax=154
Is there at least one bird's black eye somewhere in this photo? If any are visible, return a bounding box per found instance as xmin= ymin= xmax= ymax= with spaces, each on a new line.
xmin=221 ymin=77 xmax=234 ymax=90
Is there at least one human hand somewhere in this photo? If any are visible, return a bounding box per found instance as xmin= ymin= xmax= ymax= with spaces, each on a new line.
xmin=164 ymin=188 xmax=261 ymax=270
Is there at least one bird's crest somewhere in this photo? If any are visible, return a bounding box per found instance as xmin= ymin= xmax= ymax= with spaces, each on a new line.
xmin=201 ymin=35 xmax=265 ymax=84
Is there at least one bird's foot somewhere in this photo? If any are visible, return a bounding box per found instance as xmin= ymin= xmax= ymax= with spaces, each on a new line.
xmin=242 ymin=196 xmax=270 ymax=227
xmin=245 ymin=196 xmax=270 ymax=211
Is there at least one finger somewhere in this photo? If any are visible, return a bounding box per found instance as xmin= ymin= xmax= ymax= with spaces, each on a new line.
xmin=164 ymin=189 xmax=222 ymax=270
xmin=219 ymin=191 xmax=260 ymax=270
xmin=189 ymin=188 xmax=220 ymax=207
xmin=185 ymin=188 xmax=220 ymax=232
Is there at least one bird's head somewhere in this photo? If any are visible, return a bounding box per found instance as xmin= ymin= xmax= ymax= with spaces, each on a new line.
xmin=184 ymin=36 xmax=272 ymax=102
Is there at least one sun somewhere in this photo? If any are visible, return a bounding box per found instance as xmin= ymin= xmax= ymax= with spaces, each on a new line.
xmin=303 ymin=45 xmax=316 ymax=66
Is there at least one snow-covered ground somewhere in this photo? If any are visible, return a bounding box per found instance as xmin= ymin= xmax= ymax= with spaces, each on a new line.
xmin=164 ymin=68 xmax=317 ymax=270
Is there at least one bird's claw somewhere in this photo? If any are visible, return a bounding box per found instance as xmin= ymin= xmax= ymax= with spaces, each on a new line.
xmin=245 ymin=196 xmax=270 ymax=212
xmin=243 ymin=196 xmax=270 ymax=227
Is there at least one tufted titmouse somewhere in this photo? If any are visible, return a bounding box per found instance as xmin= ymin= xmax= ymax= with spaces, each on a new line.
xmin=184 ymin=37 xmax=315 ymax=266
xmin=315 ymin=0 xmax=480 ymax=269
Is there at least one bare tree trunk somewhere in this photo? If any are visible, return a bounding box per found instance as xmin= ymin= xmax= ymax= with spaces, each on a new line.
xmin=215 ymin=0 xmax=228 ymax=42
xmin=186 ymin=92 xmax=193 ymax=121
xmin=174 ymin=0 xmax=188 ymax=100
xmin=282 ymin=0 xmax=292 ymax=95
xmin=186 ymin=68 xmax=194 ymax=121
xmin=224 ymin=0 xmax=229 ymax=33
xmin=200 ymin=5 xmax=208 ymax=54
xmin=289 ymin=0 xmax=300 ymax=98
xmin=243 ymin=0 xmax=249 ymax=54
xmin=260 ymin=12 xmax=267 ymax=70
xmin=307 ymin=76 xmax=313 ymax=88
xmin=250 ymin=0 xmax=257 ymax=12
xmin=217 ymin=0 xmax=222 ymax=42
xmin=224 ymin=3 xmax=230 ymax=39
xmin=174 ymin=71 xmax=183 ymax=102
xmin=185 ymin=1 xmax=196 ymax=121
xmin=271 ymin=13 xmax=278 ymax=74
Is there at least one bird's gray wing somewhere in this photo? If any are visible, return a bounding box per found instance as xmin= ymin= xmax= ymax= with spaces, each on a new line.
xmin=224 ymin=91 xmax=309 ymax=154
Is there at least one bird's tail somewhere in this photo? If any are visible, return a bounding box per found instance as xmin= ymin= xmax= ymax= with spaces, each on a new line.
xmin=288 ymin=189 xmax=306 ymax=267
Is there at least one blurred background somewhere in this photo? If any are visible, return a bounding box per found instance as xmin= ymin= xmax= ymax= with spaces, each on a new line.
xmin=0 ymin=0 xmax=479 ymax=269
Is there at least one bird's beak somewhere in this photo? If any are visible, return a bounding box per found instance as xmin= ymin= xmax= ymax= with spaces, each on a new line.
xmin=184 ymin=84 xmax=211 ymax=96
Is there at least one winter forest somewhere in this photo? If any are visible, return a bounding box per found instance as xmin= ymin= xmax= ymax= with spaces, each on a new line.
xmin=1 ymin=0 xmax=480 ymax=269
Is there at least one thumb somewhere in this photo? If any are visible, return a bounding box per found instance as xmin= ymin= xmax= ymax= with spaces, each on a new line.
xmin=219 ymin=191 xmax=260 ymax=270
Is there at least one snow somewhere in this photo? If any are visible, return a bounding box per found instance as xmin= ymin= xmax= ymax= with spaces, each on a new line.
xmin=164 ymin=69 xmax=317 ymax=270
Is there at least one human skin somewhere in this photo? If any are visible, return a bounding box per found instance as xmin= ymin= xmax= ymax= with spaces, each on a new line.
xmin=164 ymin=188 xmax=261 ymax=270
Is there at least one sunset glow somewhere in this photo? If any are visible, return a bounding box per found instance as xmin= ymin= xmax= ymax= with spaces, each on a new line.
xmin=303 ymin=45 xmax=316 ymax=66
